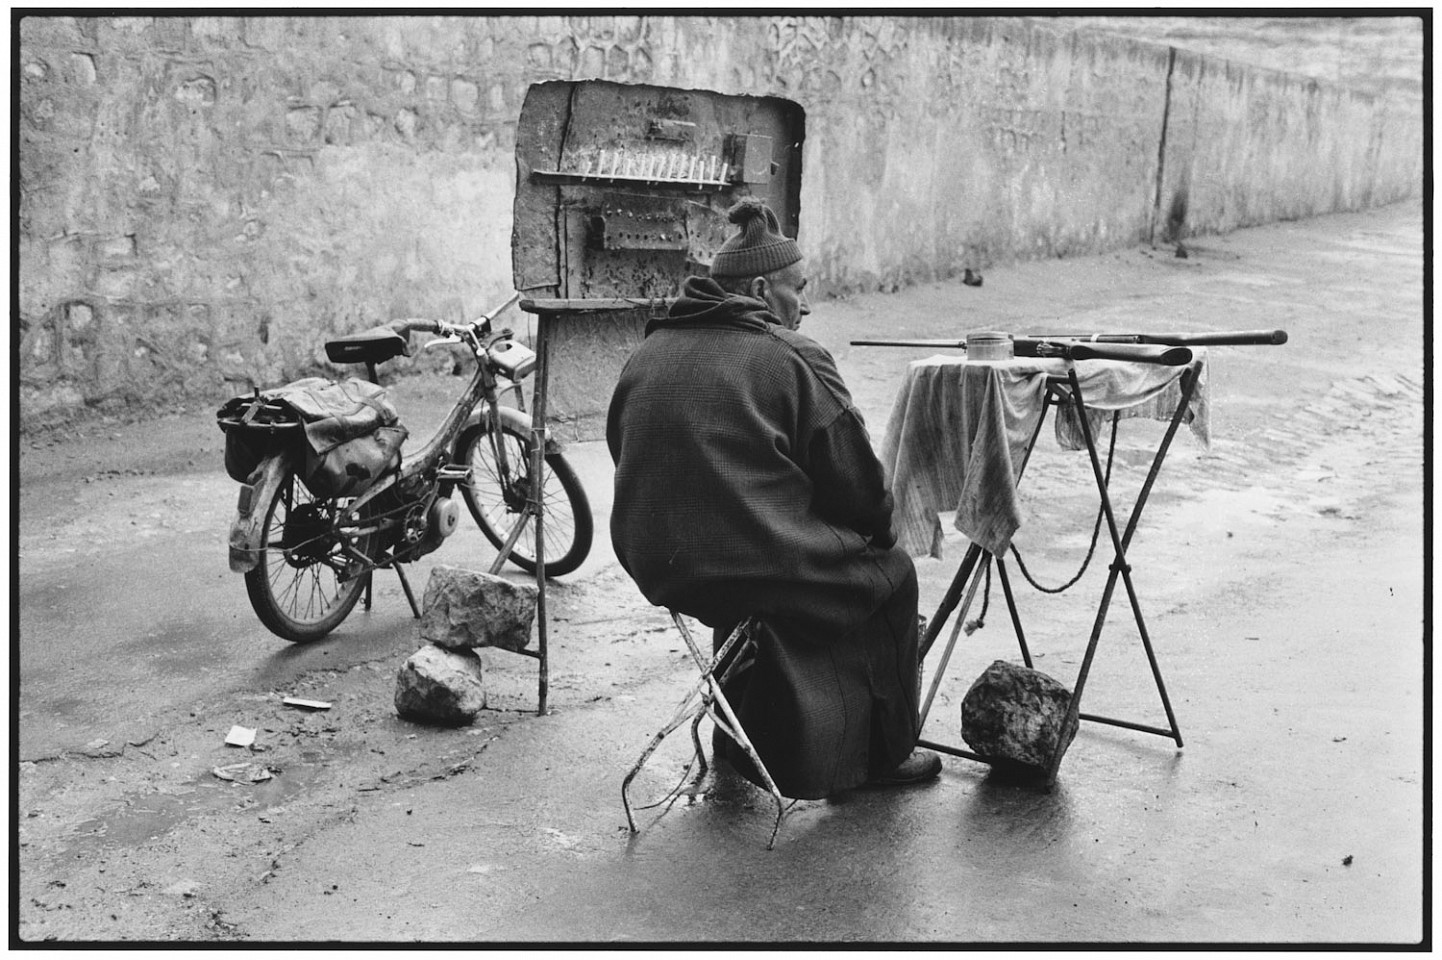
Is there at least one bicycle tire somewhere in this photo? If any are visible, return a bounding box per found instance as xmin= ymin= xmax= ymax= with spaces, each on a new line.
xmin=456 ymin=421 xmax=593 ymax=577
xmin=243 ymin=459 xmax=370 ymax=642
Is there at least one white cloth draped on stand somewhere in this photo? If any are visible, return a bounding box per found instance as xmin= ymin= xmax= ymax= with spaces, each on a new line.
xmin=878 ymin=353 xmax=1209 ymax=559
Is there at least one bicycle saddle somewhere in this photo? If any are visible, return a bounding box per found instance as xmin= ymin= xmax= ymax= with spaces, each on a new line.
xmin=325 ymin=325 xmax=412 ymax=365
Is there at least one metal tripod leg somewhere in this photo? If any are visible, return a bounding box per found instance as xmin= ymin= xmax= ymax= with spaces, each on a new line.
xmin=675 ymin=615 xmax=786 ymax=850
xmin=919 ymin=549 xmax=990 ymax=729
xmin=994 ymin=557 xmax=1033 ymax=669
xmin=916 ymin=550 xmax=1039 ymax=764
xmin=916 ymin=551 xmax=997 ymax=763
xmin=916 ymin=393 xmax=1055 ymax=756
xmin=621 ymin=619 xmax=750 ymax=822
xmin=1042 ymin=363 xmax=1199 ymax=785
xmin=919 ymin=544 xmax=981 ymax=663
xmin=621 ymin=615 xmax=787 ymax=850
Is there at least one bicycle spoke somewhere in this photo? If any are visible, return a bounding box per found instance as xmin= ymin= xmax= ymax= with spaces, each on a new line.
xmin=244 ymin=467 xmax=372 ymax=642
xmin=271 ymin=562 xmax=301 ymax=612
xmin=461 ymin=418 xmax=587 ymax=574
xmin=263 ymin=482 xmax=350 ymax=622
xmin=305 ymin=566 xmax=326 ymax=619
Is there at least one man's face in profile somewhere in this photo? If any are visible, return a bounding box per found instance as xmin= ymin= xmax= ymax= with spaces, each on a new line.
xmin=758 ymin=262 xmax=811 ymax=331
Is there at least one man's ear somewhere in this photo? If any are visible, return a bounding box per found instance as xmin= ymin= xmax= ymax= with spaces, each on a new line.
xmin=749 ymin=276 xmax=768 ymax=300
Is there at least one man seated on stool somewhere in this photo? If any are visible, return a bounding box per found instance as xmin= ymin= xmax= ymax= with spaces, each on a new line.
xmin=606 ymin=197 xmax=941 ymax=800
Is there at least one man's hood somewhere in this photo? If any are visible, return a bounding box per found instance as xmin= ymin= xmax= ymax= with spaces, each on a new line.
xmin=646 ymin=276 xmax=780 ymax=336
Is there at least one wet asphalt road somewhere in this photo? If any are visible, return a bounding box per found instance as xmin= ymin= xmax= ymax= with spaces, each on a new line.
xmin=16 ymin=203 xmax=1425 ymax=944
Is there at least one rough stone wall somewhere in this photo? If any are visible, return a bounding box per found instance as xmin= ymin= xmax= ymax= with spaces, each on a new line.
xmin=18 ymin=15 xmax=528 ymax=424
xmin=16 ymin=14 xmax=1423 ymax=428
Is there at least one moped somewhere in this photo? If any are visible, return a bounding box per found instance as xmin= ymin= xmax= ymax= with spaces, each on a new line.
xmin=218 ymin=295 xmax=592 ymax=643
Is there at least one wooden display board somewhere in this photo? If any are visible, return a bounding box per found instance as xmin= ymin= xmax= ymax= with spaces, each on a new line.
xmin=512 ymin=80 xmax=805 ymax=440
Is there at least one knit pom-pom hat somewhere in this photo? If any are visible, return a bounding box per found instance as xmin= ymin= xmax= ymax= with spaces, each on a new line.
xmin=708 ymin=198 xmax=802 ymax=279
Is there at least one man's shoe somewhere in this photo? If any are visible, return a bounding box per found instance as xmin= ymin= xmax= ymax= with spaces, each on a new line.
xmin=868 ymin=748 xmax=942 ymax=786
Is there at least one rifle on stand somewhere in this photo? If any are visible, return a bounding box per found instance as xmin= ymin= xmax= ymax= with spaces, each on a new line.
xmin=851 ymin=329 xmax=1288 ymax=366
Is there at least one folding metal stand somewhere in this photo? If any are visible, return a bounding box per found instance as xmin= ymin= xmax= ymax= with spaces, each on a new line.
xmin=621 ymin=613 xmax=789 ymax=850
xmin=917 ymin=360 xmax=1202 ymax=785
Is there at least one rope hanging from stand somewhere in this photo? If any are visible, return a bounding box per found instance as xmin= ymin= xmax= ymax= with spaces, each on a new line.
xmin=1009 ymin=410 xmax=1121 ymax=595
xmin=963 ymin=561 xmax=991 ymax=635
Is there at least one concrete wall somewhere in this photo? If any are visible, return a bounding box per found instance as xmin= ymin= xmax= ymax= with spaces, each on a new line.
xmin=16 ymin=14 xmax=1423 ymax=428
xmin=1157 ymin=49 xmax=1420 ymax=240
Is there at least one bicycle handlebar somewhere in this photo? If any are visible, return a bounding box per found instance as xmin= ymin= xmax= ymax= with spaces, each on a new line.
xmin=391 ymin=317 xmax=442 ymax=336
xmin=392 ymin=293 xmax=521 ymax=341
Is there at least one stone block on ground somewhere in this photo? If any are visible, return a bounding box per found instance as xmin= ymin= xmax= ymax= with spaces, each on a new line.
xmin=419 ymin=564 xmax=537 ymax=652
xmin=960 ymin=659 xmax=1080 ymax=777
xmin=395 ymin=643 xmax=486 ymax=726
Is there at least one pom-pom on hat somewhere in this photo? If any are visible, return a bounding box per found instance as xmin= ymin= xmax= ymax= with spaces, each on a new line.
xmin=708 ymin=198 xmax=802 ymax=279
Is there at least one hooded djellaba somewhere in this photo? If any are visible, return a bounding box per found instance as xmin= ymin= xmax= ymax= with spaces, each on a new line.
xmin=606 ymin=197 xmax=934 ymax=800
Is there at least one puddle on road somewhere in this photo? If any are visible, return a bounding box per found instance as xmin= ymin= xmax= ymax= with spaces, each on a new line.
xmin=60 ymin=758 xmax=328 ymax=859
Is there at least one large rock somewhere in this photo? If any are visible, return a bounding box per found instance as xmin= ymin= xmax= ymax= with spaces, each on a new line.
xmin=395 ymin=644 xmax=486 ymax=726
xmin=960 ymin=660 xmax=1080 ymax=776
xmin=419 ymin=564 xmax=537 ymax=652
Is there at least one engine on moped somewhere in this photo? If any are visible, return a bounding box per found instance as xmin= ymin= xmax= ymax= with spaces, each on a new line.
xmin=402 ymin=494 xmax=461 ymax=561
xmin=371 ymin=473 xmax=463 ymax=565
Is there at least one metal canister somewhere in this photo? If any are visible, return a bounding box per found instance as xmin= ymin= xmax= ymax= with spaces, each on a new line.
xmin=966 ymin=330 xmax=1014 ymax=361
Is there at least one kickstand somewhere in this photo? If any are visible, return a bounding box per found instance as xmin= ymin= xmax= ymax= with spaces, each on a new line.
xmin=394 ymin=563 xmax=421 ymax=619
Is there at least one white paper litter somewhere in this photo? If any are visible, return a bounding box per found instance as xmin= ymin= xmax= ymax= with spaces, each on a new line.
xmin=282 ymin=697 xmax=333 ymax=711
xmin=224 ymin=725 xmax=256 ymax=747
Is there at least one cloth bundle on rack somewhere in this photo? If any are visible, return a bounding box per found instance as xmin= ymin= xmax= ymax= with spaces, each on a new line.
xmin=217 ymin=377 xmax=407 ymax=497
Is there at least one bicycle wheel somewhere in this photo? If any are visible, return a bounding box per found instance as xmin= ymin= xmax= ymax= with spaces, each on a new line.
xmin=244 ymin=459 xmax=370 ymax=642
xmin=456 ymin=421 xmax=593 ymax=577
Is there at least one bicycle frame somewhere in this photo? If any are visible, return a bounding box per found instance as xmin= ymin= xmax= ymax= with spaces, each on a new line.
xmin=336 ymin=326 xmax=530 ymax=571
xmin=346 ymin=344 xmax=492 ymax=515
